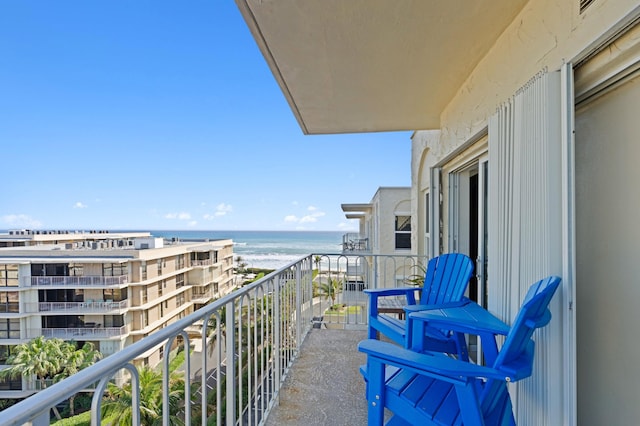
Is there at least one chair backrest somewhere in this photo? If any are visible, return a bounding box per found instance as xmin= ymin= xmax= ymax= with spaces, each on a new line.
xmin=493 ymin=275 xmax=562 ymax=379
xmin=420 ymin=253 xmax=474 ymax=304
xmin=480 ymin=276 xmax=561 ymax=420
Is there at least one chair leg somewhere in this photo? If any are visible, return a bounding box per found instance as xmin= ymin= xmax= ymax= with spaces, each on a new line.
xmin=366 ymin=359 xmax=385 ymax=426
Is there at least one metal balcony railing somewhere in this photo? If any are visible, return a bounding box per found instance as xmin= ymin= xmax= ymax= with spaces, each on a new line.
xmin=191 ymin=258 xmax=214 ymax=267
xmin=32 ymin=299 xmax=129 ymax=313
xmin=38 ymin=325 xmax=129 ymax=339
xmin=341 ymin=233 xmax=370 ymax=252
xmin=27 ymin=275 xmax=128 ymax=287
xmin=2 ymin=253 xmax=427 ymax=426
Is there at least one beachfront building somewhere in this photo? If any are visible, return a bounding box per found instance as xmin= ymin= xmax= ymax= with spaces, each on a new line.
xmin=342 ymin=187 xmax=414 ymax=288
xmin=237 ymin=0 xmax=640 ymax=423
xmin=0 ymin=230 xmax=234 ymax=399
xmin=342 ymin=187 xmax=412 ymax=257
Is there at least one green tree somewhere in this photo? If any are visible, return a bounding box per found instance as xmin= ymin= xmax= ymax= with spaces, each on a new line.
xmin=0 ymin=336 xmax=66 ymax=419
xmin=0 ymin=337 xmax=104 ymax=420
xmin=102 ymin=366 xmax=186 ymax=426
xmin=234 ymin=256 xmax=248 ymax=273
xmin=54 ymin=342 xmax=102 ymax=416
xmin=318 ymin=278 xmax=341 ymax=306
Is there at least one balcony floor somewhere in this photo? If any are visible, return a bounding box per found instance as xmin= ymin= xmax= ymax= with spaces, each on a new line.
xmin=266 ymin=329 xmax=368 ymax=426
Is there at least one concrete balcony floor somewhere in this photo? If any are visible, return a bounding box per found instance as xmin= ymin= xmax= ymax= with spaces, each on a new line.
xmin=266 ymin=329 xmax=368 ymax=426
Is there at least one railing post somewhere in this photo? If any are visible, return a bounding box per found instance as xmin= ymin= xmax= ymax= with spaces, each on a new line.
xmin=295 ymin=264 xmax=302 ymax=350
xmin=373 ymin=256 xmax=379 ymax=289
xmin=225 ymin=300 xmax=236 ymax=426
xmin=273 ymin=277 xmax=281 ymax=399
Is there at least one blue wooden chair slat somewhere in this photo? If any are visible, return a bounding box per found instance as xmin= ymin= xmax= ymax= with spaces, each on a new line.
xmin=359 ymin=275 xmax=562 ymax=426
xmin=365 ymin=253 xmax=474 ymax=356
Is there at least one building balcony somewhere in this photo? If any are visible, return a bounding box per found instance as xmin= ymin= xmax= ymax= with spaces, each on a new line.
xmin=2 ymin=253 xmax=426 ymax=425
xmin=342 ymin=232 xmax=370 ymax=253
xmin=191 ymin=258 xmax=215 ymax=267
xmin=37 ymin=325 xmax=129 ymax=340
xmin=26 ymin=275 xmax=128 ymax=287
xmin=30 ymin=299 xmax=129 ymax=313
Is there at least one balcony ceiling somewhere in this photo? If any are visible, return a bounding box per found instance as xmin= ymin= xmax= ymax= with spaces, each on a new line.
xmin=236 ymin=0 xmax=527 ymax=135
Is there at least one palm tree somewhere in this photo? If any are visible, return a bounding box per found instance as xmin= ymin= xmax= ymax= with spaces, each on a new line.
xmin=54 ymin=342 xmax=102 ymax=415
xmin=318 ymin=278 xmax=341 ymax=306
xmin=313 ymin=255 xmax=322 ymax=270
xmin=102 ymin=366 xmax=186 ymax=425
xmin=0 ymin=336 xmax=66 ymax=419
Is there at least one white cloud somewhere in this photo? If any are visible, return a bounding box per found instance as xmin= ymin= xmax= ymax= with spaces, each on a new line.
xmin=1 ymin=214 xmax=43 ymax=228
xmin=188 ymin=221 xmax=198 ymax=227
xmin=307 ymin=205 xmax=317 ymax=211
xmin=203 ymin=214 xmax=215 ymax=221
xmin=74 ymin=202 xmax=88 ymax=209
xmin=285 ymin=209 xmax=326 ymax=224
xmin=215 ymin=203 xmax=233 ymax=217
xmin=165 ymin=212 xmax=192 ymax=220
xmin=337 ymin=222 xmax=357 ymax=230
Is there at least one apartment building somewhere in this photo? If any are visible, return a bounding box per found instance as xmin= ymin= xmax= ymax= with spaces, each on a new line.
xmin=0 ymin=230 xmax=234 ymax=399
xmin=342 ymin=187 xmax=414 ymax=289
xmin=342 ymin=187 xmax=411 ymax=257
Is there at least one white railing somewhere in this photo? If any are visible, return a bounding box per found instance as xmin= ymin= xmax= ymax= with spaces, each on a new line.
xmin=38 ymin=325 xmax=129 ymax=339
xmin=33 ymin=300 xmax=129 ymax=313
xmin=2 ymin=253 xmax=427 ymax=426
xmin=191 ymin=259 xmax=214 ymax=267
xmin=341 ymin=233 xmax=370 ymax=252
xmin=28 ymin=275 xmax=128 ymax=287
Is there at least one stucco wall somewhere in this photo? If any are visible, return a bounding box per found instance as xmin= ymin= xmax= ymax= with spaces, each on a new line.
xmin=415 ymin=0 xmax=640 ymax=169
xmin=411 ymin=1 xmax=640 ymax=424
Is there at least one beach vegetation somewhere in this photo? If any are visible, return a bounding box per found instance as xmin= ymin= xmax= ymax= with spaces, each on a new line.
xmin=0 ymin=336 xmax=102 ymax=420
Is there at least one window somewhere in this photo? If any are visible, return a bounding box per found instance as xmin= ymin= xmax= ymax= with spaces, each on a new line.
xmin=103 ymin=288 xmax=125 ymax=302
xmin=0 ymin=375 xmax=21 ymax=390
xmin=141 ymin=263 xmax=147 ymax=280
xmin=0 ymin=319 xmax=20 ymax=339
xmin=395 ymin=215 xmax=412 ymax=250
xmin=0 ymin=345 xmax=15 ymax=363
xmin=158 ymin=281 xmax=163 ymax=297
xmin=176 ymin=273 xmax=184 ymax=289
xmin=69 ymin=264 xmax=84 ymax=276
xmin=157 ymin=260 xmax=163 ymax=276
xmin=103 ymin=263 xmax=126 ymax=277
xmin=0 ymin=292 xmax=19 ymax=313
xmin=142 ymin=287 xmax=148 ymax=304
xmin=0 ymin=265 xmax=19 ymax=287
xmin=176 ymin=255 xmax=184 ymax=270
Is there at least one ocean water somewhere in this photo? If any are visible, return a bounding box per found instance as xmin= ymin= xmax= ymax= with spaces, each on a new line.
xmin=151 ymin=230 xmax=344 ymax=270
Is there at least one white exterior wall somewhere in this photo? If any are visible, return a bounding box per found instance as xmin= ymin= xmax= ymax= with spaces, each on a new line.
xmin=371 ymin=188 xmax=411 ymax=255
xmin=411 ymin=1 xmax=640 ymax=424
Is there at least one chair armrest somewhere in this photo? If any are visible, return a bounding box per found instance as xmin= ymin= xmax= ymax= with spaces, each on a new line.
xmin=363 ymin=287 xmax=420 ymax=297
xmin=403 ymin=298 xmax=471 ymax=313
xmin=365 ymin=287 xmax=421 ymax=310
xmin=408 ymin=302 xmax=510 ymax=336
xmin=358 ymin=339 xmax=516 ymax=382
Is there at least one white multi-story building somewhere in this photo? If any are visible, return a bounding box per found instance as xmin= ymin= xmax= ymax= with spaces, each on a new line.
xmin=342 ymin=187 xmax=414 ymax=289
xmin=0 ymin=230 xmax=234 ymax=398
xmin=342 ymin=187 xmax=412 ymax=256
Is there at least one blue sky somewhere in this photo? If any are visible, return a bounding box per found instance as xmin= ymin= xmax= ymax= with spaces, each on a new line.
xmin=0 ymin=1 xmax=411 ymax=232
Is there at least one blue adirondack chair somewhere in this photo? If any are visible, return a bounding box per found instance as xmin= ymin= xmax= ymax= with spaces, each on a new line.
xmin=359 ymin=275 xmax=561 ymax=425
xmin=365 ymin=253 xmax=474 ymax=355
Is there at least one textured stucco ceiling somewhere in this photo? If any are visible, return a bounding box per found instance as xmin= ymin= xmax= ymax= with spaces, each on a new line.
xmin=236 ymin=0 xmax=528 ymax=134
